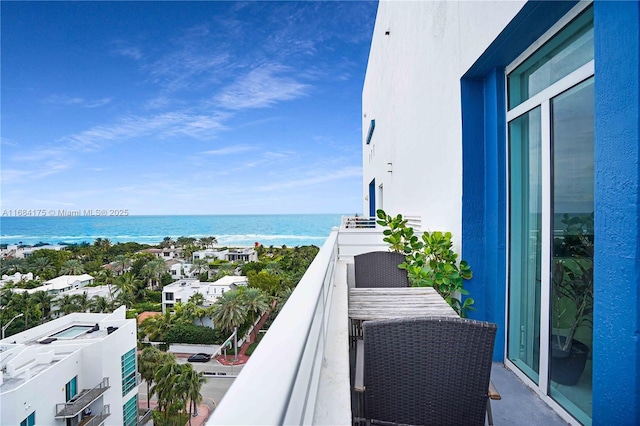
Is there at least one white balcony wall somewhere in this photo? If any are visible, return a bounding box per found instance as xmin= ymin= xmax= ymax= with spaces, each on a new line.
xmin=208 ymin=227 xmax=390 ymax=425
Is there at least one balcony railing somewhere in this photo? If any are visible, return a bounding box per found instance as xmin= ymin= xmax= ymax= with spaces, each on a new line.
xmin=78 ymin=404 xmax=110 ymax=426
xmin=55 ymin=377 xmax=110 ymax=419
xmin=210 ymin=229 xmax=343 ymax=424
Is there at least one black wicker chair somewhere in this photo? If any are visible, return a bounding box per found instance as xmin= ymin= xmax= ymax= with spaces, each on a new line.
xmin=354 ymin=251 xmax=409 ymax=288
xmin=359 ymin=316 xmax=498 ymax=426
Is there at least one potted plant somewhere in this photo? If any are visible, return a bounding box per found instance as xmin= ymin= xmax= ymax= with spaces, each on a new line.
xmin=550 ymin=213 xmax=594 ymax=385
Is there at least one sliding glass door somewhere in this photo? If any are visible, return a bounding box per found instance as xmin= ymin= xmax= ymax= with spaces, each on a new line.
xmin=507 ymin=4 xmax=593 ymax=424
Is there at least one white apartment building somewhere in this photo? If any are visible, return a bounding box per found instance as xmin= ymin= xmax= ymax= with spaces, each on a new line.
xmin=162 ymin=276 xmax=248 ymax=313
xmin=0 ymin=307 xmax=140 ymax=426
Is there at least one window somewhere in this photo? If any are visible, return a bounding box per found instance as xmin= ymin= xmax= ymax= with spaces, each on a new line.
xmin=165 ymin=292 xmax=174 ymax=301
xmin=366 ymin=119 xmax=375 ymax=144
xmin=121 ymin=348 xmax=137 ymax=396
xmin=20 ymin=412 xmax=35 ymax=426
xmin=123 ymin=395 xmax=137 ymax=426
xmin=65 ymin=376 xmax=77 ymax=401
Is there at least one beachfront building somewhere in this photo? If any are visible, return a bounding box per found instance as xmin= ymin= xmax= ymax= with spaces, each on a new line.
xmin=0 ymin=306 xmax=142 ymax=426
xmin=210 ymin=2 xmax=639 ymax=425
xmin=162 ymin=276 xmax=248 ymax=314
xmin=1 ymin=244 xmax=66 ymax=259
xmin=192 ymin=248 xmax=227 ymax=261
xmin=227 ymin=247 xmax=257 ymax=263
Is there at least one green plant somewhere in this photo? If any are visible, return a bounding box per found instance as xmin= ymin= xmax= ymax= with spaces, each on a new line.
xmin=376 ymin=209 xmax=474 ymax=316
xmin=552 ymin=213 xmax=594 ymax=353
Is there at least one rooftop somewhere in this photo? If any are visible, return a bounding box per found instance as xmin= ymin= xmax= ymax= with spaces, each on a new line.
xmin=0 ymin=307 xmax=129 ymax=394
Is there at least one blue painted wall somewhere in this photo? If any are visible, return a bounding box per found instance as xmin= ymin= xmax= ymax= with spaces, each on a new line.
xmin=462 ymin=0 xmax=640 ymax=423
xmin=592 ymin=1 xmax=640 ymax=423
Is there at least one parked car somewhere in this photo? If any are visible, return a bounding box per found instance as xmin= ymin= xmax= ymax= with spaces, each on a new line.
xmin=187 ymin=353 xmax=211 ymax=362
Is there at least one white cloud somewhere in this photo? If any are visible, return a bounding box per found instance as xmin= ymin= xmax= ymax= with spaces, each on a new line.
xmin=42 ymin=94 xmax=112 ymax=108
xmin=214 ymin=65 xmax=310 ymax=110
xmin=201 ymin=145 xmax=254 ymax=156
xmin=62 ymin=110 xmax=229 ymax=150
xmin=255 ymin=166 xmax=361 ymax=192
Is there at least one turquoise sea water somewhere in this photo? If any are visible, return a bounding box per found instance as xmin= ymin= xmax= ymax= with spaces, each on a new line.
xmin=0 ymin=214 xmax=344 ymax=247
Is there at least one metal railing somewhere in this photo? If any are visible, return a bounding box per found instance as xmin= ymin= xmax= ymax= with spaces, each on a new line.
xmin=341 ymin=215 xmax=421 ymax=231
xmin=79 ymin=404 xmax=110 ymax=426
xmin=55 ymin=377 xmax=110 ymax=418
xmin=209 ymin=230 xmax=339 ymax=425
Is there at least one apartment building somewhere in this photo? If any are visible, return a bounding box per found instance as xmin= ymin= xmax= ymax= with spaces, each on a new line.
xmin=0 ymin=307 xmax=140 ymax=426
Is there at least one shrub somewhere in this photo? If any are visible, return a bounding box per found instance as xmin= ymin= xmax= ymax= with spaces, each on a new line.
xmin=164 ymin=323 xmax=222 ymax=345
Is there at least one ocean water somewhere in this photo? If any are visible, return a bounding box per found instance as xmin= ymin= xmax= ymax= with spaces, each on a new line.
xmin=0 ymin=214 xmax=344 ymax=247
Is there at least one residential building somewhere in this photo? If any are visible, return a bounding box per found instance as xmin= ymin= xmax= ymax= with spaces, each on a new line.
xmin=162 ymin=276 xmax=248 ymax=314
xmin=13 ymin=274 xmax=95 ymax=296
xmin=192 ymin=247 xmax=257 ymax=263
xmin=210 ymin=1 xmax=639 ymax=425
xmin=1 ymin=244 xmax=66 ymax=259
xmin=139 ymin=247 xmax=180 ymax=260
xmin=0 ymin=272 xmax=34 ymax=288
xmin=227 ymin=247 xmax=257 ymax=263
xmin=0 ymin=306 xmax=141 ymax=426
xmin=192 ymin=248 xmax=228 ymax=262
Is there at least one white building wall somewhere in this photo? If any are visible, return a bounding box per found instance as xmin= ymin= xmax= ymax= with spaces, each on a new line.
xmin=0 ymin=308 xmax=136 ymax=426
xmin=362 ymin=0 xmax=525 ymax=248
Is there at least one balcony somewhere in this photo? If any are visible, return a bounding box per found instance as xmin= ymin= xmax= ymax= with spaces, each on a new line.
xmin=55 ymin=377 xmax=110 ymax=419
xmin=209 ymin=221 xmax=569 ymax=425
xmin=78 ymin=404 xmax=110 ymax=426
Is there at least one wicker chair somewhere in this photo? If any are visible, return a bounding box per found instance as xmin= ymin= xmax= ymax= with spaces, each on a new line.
xmin=359 ymin=316 xmax=497 ymax=426
xmin=354 ymin=251 xmax=409 ymax=288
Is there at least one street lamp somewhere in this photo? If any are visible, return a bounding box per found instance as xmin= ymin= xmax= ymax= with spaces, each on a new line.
xmin=2 ymin=313 xmax=24 ymax=340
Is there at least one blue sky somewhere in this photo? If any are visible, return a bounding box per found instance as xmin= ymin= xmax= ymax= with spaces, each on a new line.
xmin=1 ymin=1 xmax=377 ymax=215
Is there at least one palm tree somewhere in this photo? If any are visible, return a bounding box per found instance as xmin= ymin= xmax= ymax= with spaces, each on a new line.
xmin=60 ymin=259 xmax=85 ymax=275
xmin=138 ymin=347 xmax=172 ymax=409
xmin=190 ymin=258 xmax=209 ymax=278
xmin=29 ymin=257 xmax=55 ymax=279
xmin=211 ymin=290 xmax=248 ymax=334
xmin=113 ymin=273 xmax=140 ymax=307
xmin=98 ymin=268 xmax=117 ymax=302
xmin=73 ymin=291 xmax=92 ymax=312
xmin=139 ymin=312 xmax=173 ymax=342
xmin=56 ymin=294 xmax=79 ymax=315
xmin=241 ymin=288 xmax=270 ymax=326
xmin=31 ymin=290 xmax=55 ymax=322
xmin=182 ymin=364 xmax=205 ymax=422
xmin=91 ymin=295 xmax=111 ymax=313
xmin=112 ymin=254 xmax=131 ymax=275
xmin=188 ymin=293 xmax=205 ymax=306
xmin=142 ymin=258 xmax=167 ymax=289
xmin=152 ymin=359 xmax=183 ymax=421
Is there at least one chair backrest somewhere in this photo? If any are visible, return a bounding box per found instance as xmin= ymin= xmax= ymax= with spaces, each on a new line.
xmin=354 ymin=251 xmax=409 ymax=288
xmin=363 ymin=316 xmax=497 ymax=426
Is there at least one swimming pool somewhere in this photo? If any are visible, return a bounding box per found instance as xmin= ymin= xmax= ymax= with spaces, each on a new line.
xmin=50 ymin=325 xmax=94 ymax=339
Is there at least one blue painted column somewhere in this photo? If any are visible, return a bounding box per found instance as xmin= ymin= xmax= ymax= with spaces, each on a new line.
xmin=593 ymin=1 xmax=640 ymax=424
xmin=461 ymin=69 xmax=507 ymax=361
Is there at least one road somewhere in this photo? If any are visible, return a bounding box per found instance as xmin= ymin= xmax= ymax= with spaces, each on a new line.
xmin=138 ymin=357 xmax=245 ymax=414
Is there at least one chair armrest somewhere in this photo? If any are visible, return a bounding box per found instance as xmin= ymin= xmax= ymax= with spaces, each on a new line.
xmin=488 ymin=380 xmax=501 ymax=400
xmin=354 ymin=340 xmax=365 ymax=392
